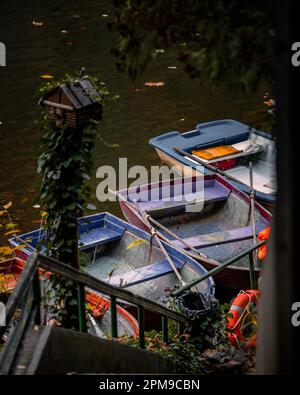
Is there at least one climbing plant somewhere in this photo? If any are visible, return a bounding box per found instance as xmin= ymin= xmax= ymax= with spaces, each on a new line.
xmin=36 ymin=72 xmax=109 ymax=329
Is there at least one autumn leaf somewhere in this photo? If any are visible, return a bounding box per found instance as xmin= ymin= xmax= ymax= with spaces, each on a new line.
xmin=0 ymin=211 xmax=4 ymax=216
xmin=41 ymin=75 xmax=54 ymax=80
xmin=5 ymin=230 xmax=20 ymax=236
xmin=126 ymin=239 xmax=148 ymax=250
xmin=32 ymin=21 xmax=43 ymax=27
xmin=3 ymin=201 xmax=12 ymax=210
xmin=144 ymin=82 xmax=165 ymax=87
xmin=41 ymin=211 xmax=48 ymax=218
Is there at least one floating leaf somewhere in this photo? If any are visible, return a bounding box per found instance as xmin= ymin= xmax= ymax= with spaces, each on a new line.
xmin=41 ymin=75 xmax=54 ymax=80
xmin=41 ymin=211 xmax=48 ymax=218
xmin=61 ymin=30 xmax=69 ymax=34
xmin=3 ymin=201 xmax=12 ymax=210
xmin=144 ymin=81 xmax=165 ymax=87
xmin=33 ymin=204 xmax=41 ymax=209
xmin=32 ymin=21 xmax=43 ymax=27
xmin=126 ymin=239 xmax=148 ymax=250
xmin=0 ymin=211 xmax=4 ymax=216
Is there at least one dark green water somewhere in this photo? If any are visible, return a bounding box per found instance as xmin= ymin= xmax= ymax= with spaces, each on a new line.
xmin=0 ymin=0 xmax=266 ymax=236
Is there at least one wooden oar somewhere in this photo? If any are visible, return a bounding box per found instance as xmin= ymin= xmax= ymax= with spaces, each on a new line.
xmin=174 ymin=147 xmax=247 ymax=186
xmin=249 ymin=161 xmax=257 ymax=245
xmin=109 ymin=189 xmax=185 ymax=285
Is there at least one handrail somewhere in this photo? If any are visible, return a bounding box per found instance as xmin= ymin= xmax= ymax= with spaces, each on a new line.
xmin=37 ymin=253 xmax=186 ymax=323
xmin=0 ymin=254 xmax=39 ymax=338
xmin=0 ymin=251 xmax=187 ymax=374
xmin=172 ymin=239 xmax=266 ymax=297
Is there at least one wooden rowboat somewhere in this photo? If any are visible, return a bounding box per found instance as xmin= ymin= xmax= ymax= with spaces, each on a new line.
xmin=10 ymin=212 xmax=216 ymax=321
xmin=116 ymin=175 xmax=272 ymax=289
xmin=149 ymin=119 xmax=276 ymax=206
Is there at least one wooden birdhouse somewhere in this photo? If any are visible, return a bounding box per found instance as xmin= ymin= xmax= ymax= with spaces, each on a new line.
xmin=39 ymin=74 xmax=103 ymax=129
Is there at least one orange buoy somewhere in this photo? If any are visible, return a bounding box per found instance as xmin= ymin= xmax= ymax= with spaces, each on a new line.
xmin=227 ymin=289 xmax=259 ymax=349
xmin=257 ymin=226 xmax=271 ymax=260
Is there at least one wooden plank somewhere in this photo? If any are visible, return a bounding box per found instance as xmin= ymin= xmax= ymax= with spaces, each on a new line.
xmin=143 ymin=185 xmax=230 ymax=215
xmin=172 ymin=226 xmax=262 ymax=249
xmin=105 ymin=259 xmax=183 ymax=287
xmin=79 ymin=228 xmax=124 ymax=250
xmin=37 ymin=254 xmax=186 ymax=323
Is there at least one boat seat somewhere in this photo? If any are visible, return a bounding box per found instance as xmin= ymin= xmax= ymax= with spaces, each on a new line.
xmin=142 ymin=183 xmax=230 ymax=216
xmin=172 ymin=224 xmax=265 ymax=250
xmin=105 ymin=259 xmax=183 ymax=288
xmin=80 ymin=227 xmax=124 ymax=250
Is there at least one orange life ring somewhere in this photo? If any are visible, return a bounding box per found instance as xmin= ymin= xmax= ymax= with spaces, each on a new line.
xmin=227 ymin=289 xmax=259 ymax=349
xmin=257 ymin=226 xmax=271 ymax=260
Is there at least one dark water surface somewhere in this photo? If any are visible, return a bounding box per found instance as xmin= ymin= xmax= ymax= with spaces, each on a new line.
xmin=0 ymin=0 xmax=266 ymax=236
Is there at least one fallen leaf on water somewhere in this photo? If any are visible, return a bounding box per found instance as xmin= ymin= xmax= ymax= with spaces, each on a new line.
xmin=41 ymin=75 xmax=54 ymax=80
xmin=72 ymin=14 xmax=81 ymax=18
xmin=33 ymin=204 xmax=41 ymax=209
xmin=168 ymin=66 xmax=177 ymax=70
xmin=102 ymin=14 xmax=108 ymax=17
xmin=3 ymin=201 xmax=12 ymax=210
xmin=155 ymin=49 xmax=165 ymax=54
xmin=144 ymin=81 xmax=165 ymax=87
xmin=32 ymin=21 xmax=43 ymax=27
xmin=21 ymin=197 xmax=29 ymax=204
xmin=41 ymin=211 xmax=48 ymax=218
xmin=61 ymin=30 xmax=69 ymax=34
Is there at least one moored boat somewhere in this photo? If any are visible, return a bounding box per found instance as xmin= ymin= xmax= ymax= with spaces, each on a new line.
xmin=149 ymin=119 xmax=276 ymax=205
xmin=10 ymin=212 xmax=216 ymax=320
xmin=116 ymin=175 xmax=272 ymax=289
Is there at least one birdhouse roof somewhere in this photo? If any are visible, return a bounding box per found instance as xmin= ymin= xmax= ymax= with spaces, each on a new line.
xmin=41 ymin=77 xmax=102 ymax=109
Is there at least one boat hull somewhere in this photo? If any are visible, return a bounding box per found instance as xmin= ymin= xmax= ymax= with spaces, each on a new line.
xmin=117 ymin=175 xmax=272 ymax=289
xmin=150 ymin=119 xmax=276 ymax=205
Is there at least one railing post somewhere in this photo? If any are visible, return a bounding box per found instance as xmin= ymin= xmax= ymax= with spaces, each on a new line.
xmin=110 ymin=295 xmax=118 ymax=338
xmin=77 ymin=283 xmax=87 ymax=333
xmin=32 ymin=270 xmax=41 ymax=325
xmin=178 ymin=321 xmax=185 ymax=334
xmin=248 ymin=252 xmax=257 ymax=289
xmin=162 ymin=316 xmax=168 ymax=344
xmin=138 ymin=306 xmax=145 ymax=349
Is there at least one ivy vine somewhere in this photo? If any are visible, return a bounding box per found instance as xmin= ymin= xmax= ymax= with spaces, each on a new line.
xmin=36 ymin=71 xmax=108 ymax=329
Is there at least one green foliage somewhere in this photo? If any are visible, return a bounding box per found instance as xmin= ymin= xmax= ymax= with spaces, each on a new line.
xmin=36 ymin=72 xmax=106 ymax=329
xmin=118 ymin=304 xmax=236 ymax=374
xmin=110 ymin=0 xmax=273 ymax=92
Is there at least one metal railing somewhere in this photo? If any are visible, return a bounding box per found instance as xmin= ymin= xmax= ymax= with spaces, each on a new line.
xmin=0 ymin=239 xmax=266 ymax=374
xmin=173 ymin=240 xmax=266 ymax=297
xmin=0 ymin=252 xmax=186 ymax=374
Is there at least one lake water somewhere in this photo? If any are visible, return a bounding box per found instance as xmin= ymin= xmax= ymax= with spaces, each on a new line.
xmin=0 ymin=0 xmax=267 ymax=237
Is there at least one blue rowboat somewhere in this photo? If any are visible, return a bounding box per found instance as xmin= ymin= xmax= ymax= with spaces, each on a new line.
xmin=10 ymin=212 xmax=215 ymax=316
xmin=116 ymin=175 xmax=272 ymax=289
xmin=149 ymin=119 xmax=276 ymax=205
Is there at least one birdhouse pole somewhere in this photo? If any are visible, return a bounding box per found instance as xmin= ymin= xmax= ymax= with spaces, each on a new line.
xmin=37 ymin=69 xmax=105 ymax=329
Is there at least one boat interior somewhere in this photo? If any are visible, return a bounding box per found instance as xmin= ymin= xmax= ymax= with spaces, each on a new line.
xmin=186 ymin=131 xmax=276 ymax=195
xmin=131 ymin=178 xmax=270 ymax=268
xmin=85 ymin=227 xmax=212 ymax=304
